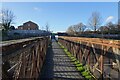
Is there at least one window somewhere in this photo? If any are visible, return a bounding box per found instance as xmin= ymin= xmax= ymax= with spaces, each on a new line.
xmin=28 ymin=24 xmax=30 ymax=26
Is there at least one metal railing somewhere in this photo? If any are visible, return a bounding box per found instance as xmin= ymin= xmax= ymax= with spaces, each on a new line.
xmin=58 ymin=36 xmax=120 ymax=80
xmin=2 ymin=36 xmax=50 ymax=79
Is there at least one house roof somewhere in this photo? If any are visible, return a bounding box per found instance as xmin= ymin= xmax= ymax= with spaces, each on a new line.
xmin=24 ymin=21 xmax=38 ymax=25
xmin=17 ymin=21 xmax=39 ymax=29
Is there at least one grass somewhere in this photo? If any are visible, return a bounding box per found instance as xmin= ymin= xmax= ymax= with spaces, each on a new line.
xmin=77 ymin=66 xmax=85 ymax=72
xmin=64 ymin=48 xmax=68 ymax=52
xmin=58 ymin=42 xmax=95 ymax=80
xmin=76 ymin=63 xmax=82 ymax=67
xmin=82 ymin=71 xmax=90 ymax=76
xmin=85 ymin=75 xmax=92 ymax=80
xmin=74 ymin=60 xmax=80 ymax=64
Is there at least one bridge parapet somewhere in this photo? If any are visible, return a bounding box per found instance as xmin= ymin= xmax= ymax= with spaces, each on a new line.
xmin=1 ymin=37 xmax=50 ymax=79
xmin=58 ymin=36 xmax=120 ymax=80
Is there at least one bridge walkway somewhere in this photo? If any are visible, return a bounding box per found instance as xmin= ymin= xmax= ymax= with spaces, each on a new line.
xmin=39 ymin=40 xmax=84 ymax=80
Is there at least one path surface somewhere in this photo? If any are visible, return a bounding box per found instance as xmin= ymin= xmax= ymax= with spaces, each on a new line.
xmin=39 ymin=40 xmax=84 ymax=80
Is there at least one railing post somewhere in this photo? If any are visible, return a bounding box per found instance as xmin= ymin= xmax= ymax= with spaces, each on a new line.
xmin=100 ymin=45 xmax=104 ymax=80
xmin=58 ymin=36 xmax=120 ymax=79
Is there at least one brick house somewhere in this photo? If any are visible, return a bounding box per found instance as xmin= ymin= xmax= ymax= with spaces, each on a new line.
xmin=18 ymin=21 xmax=39 ymax=30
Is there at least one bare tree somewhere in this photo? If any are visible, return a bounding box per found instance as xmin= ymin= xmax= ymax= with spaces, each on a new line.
xmin=71 ymin=23 xmax=86 ymax=35
xmin=98 ymin=26 xmax=109 ymax=32
xmin=88 ymin=12 xmax=102 ymax=31
xmin=0 ymin=9 xmax=15 ymax=31
xmin=106 ymin=22 xmax=114 ymax=30
xmin=66 ymin=26 xmax=75 ymax=35
xmin=118 ymin=19 xmax=120 ymax=25
xmin=66 ymin=22 xmax=86 ymax=35
xmin=77 ymin=23 xmax=86 ymax=33
xmin=45 ymin=23 xmax=50 ymax=32
xmin=72 ymin=25 xmax=78 ymax=35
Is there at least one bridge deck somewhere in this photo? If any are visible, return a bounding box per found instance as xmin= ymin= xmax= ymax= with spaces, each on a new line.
xmin=39 ymin=40 xmax=84 ymax=80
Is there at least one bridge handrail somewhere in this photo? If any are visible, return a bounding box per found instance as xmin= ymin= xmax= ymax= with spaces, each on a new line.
xmin=59 ymin=36 xmax=120 ymax=48
xmin=58 ymin=36 xmax=120 ymax=79
xmin=2 ymin=36 xmax=50 ymax=79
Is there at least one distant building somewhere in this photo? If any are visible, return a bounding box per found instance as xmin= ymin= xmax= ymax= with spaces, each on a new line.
xmin=17 ymin=21 xmax=39 ymax=30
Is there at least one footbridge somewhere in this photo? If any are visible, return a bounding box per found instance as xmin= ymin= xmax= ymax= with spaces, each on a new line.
xmin=1 ymin=36 xmax=120 ymax=80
